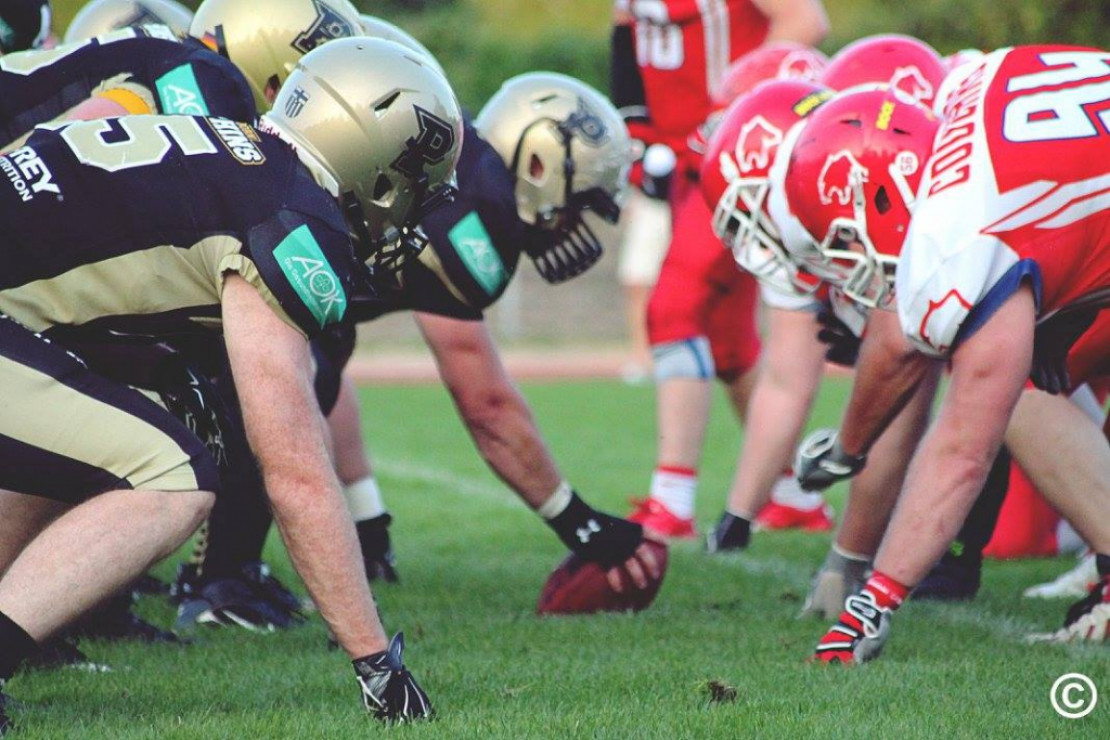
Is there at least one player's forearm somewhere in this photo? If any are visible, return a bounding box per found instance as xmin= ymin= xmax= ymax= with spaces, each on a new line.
xmin=461 ymin=386 xmax=562 ymax=509
xmin=267 ymin=472 xmax=387 ymax=658
xmin=838 ymin=313 xmax=934 ymax=457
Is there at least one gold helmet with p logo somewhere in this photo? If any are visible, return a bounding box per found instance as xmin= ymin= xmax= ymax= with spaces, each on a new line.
xmin=64 ymin=0 xmax=194 ymax=43
xmin=475 ymin=73 xmax=632 ymax=283
xmin=189 ymin=0 xmax=361 ymax=112
xmin=264 ymin=37 xmax=463 ymax=276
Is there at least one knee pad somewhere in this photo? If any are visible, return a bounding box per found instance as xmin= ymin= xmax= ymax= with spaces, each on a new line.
xmin=652 ymin=337 xmax=714 ymax=381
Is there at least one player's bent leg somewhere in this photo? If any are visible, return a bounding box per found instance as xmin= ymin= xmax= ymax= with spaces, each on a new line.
xmin=0 ymin=316 xmax=218 ymax=671
xmin=0 ymin=492 xmax=68 ymax=578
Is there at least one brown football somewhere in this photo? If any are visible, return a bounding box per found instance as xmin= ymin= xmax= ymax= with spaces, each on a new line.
xmin=536 ymin=540 xmax=668 ymax=615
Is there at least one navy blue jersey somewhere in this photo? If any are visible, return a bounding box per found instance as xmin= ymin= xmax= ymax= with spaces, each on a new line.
xmin=0 ymin=26 xmax=255 ymax=147
xmin=0 ymin=115 xmax=359 ymax=343
xmin=347 ymin=120 xmax=535 ymax=323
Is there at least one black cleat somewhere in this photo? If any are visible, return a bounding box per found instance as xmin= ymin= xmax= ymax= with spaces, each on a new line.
xmin=24 ymin=636 xmax=109 ymax=673
xmin=74 ymin=594 xmax=181 ymax=644
xmin=705 ymin=512 xmax=751 ymax=554
xmin=177 ymin=562 xmax=306 ymax=632
xmin=913 ymin=550 xmax=982 ymax=601
xmin=356 ymin=514 xmax=399 ymax=583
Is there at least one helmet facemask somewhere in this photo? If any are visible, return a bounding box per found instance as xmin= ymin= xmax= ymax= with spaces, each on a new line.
xmin=803 ymin=166 xmax=901 ymax=310
xmin=513 ymin=116 xmax=622 ymax=284
xmin=714 ymin=175 xmax=817 ymax=296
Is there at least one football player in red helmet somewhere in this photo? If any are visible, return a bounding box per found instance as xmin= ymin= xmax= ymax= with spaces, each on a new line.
xmin=617 ymin=0 xmax=832 ymax=542
xmin=777 ymin=51 xmax=1110 ymax=660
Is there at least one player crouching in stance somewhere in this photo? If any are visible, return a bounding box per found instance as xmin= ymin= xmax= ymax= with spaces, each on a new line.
xmin=774 ymin=48 xmax=1110 ymax=662
xmin=173 ymin=69 xmax=665 ymax=628
xmin=0 ymin=38 xmax=459 ymax=731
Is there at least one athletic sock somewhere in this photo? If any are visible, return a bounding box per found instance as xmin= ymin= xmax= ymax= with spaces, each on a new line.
xmin=0 ymin=611 xmax=38 ymax=681
xmin=769 ymin=469 xmax=825 ymax=510
xmin=862 ymin=572 xmax=909 ymax=611
xmin=650 ymin=465 xmax=696 ymax=519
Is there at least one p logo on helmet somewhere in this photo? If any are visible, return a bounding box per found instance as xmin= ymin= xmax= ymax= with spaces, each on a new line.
xmin=291 ymin=0 xmax=356 ymax=55
xmin=390 ymin=107 xmax=456 ymax=179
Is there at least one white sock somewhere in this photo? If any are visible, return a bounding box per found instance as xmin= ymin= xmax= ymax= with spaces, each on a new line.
xmin=770 ymin=472 xmax=825 ymax=510
xmin=650 ymin=467 xmax=696 ymax=519
xmin=344 ymin=476 xmax=385 ymax=522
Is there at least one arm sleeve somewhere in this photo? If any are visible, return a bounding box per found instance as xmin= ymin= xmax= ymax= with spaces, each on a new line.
xmin=236 ymin=211 xmax=356 ymax=337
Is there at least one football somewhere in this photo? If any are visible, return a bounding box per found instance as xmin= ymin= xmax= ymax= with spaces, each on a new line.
xmin=536 ymin=541 xmax=669 ymax=615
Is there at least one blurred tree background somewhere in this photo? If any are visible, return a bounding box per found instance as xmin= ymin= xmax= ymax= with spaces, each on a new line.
xmin=41 ymin=0 xmax=1110 ymax=347
xmin=48 ymin=0 xmax=1110 ymax=112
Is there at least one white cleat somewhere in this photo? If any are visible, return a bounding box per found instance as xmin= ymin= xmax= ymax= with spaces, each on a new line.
xmin=1023 ymin=553 xmax=1097 ymax=600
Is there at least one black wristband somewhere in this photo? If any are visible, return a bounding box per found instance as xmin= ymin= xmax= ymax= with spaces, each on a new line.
xmin=546 ymin=492 xmax=644 ymax=568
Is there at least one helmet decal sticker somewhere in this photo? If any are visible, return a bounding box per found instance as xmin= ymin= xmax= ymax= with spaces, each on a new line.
xmin=292 ymin=0 xmax=356 ymax=54
xmin=390 ymin=106 xmax=456 ymax=179
xmin=736 ymin=115 xmax=783 ymax=173
xmin=818 ymin=150 xmax=868 ymax=206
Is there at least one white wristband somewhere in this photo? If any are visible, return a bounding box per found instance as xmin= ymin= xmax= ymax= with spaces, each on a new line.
xmin=536 ymin=480 xmax=574 ymax=520
xmin=344 ymin=476 xmax=385 ymax=522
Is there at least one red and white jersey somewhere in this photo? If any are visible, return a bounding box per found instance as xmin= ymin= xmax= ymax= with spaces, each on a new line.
xmin=619 ymin=0 xmax=769 ymax=156
xmin=897 ymin=45 xmax=1110 ymax=357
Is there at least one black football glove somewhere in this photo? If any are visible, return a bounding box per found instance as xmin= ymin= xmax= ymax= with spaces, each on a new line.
xmin=795 ymin=429 xmax=867 ymax=491
xmin=816 ymin=308 xmax=861 ymax=367
xmin=546 ymin=492 xmax=644 ymax=568
xmin=355 ymin=514 xmax=399 ymax=584
xmin=352 ymin=633 xmax=432 ymax=722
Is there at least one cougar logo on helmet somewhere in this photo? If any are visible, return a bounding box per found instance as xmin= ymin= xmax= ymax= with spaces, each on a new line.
xmin=736 ymin=115 xmax=783 ymax=174
xmin=565 ymin=97 xmax=610 ymax=146
xmin=779 ymin=50 xmax=824 ymax=81
xmin=818 ymin=150 xmax=868 ymax=206
xmin=890 ymin=66 xmax=934 ymax=105
xmin=390 ymin=106 xmax=457 ymax=179
xmin=292 ymin=0 xmax=356 ymax=54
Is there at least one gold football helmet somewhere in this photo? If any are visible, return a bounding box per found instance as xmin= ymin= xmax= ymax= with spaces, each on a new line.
xmin=64 ymin=0 xmax=193 ymax=43
xmin=189 ymin=0 xmax=361 ymax=112
xmin=264 ymin=37 xmax=463 ymax=275
xmin=358 ymin=14 xmax=446 ymax=79
xmin=475 ymin=73 xmax=632 ymax=283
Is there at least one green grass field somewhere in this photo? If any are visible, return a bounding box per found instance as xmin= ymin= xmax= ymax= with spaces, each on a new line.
xmin=7 ymin=378 xmax=1110 ymax=737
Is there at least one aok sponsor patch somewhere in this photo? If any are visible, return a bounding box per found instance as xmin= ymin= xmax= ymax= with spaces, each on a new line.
xmin=448 ymin=212 xmax=506 ymax=296
xmin=206 ymin=118 xmax=266 ymax=165
xmin=274 ymin=224 xmax=347 ymax=328
xmin=155 ymin=64 xmax=210 ymax=116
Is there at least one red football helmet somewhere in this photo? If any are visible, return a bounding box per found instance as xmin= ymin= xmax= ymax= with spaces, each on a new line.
xmin=821 ymin=34 xmax=947 ymax=109
xmin=701 ymin=79 xmax=833 ymax=293
xmin=779 ymin=87 xmax=940 ymax=308
xmin=713 ymin=42 xmax=829 ymax=108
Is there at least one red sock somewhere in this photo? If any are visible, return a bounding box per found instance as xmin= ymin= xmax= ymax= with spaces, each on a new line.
xmin=863 ymin=572 xmax=909 ymax=610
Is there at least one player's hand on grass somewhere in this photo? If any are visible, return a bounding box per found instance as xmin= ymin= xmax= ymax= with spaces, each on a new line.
xmin=795 ymin=429 xmax=866 ymax=491
xmin=813 ymin=591 xmax=892 ymax=664
xmin=353 ymin=633 xmax=432 ymax=722
xmin=799 ymin=548 xmax=871 ymax=620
